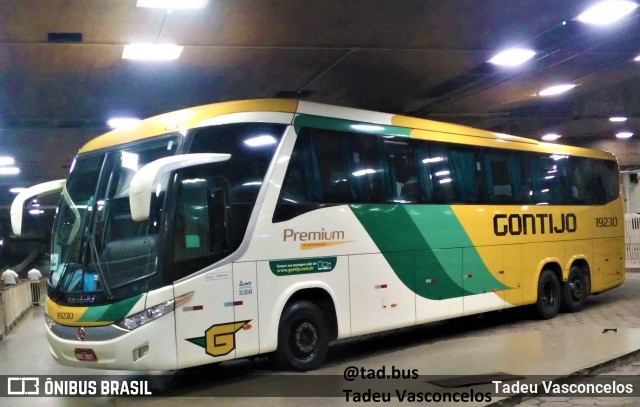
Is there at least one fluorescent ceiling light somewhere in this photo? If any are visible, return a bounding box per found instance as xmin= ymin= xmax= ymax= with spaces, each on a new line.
xmin=137 ymin=0 xmax=209 ymax=8
xmin=0 ymin=167 xmax=20 ymax=175
xmin=29 ymin=209 xmax=44 ymax=215
xmin=351 ymin=124 xmax=385 ymax=132
xmin=609 ymin=116 xmax=628 ymax=122
xmin=488 ymin=48 xmax=536 ymax=67
xmin=121 ymin=152 xmax=139 ymax=171
xmin=0 ymin=156 xmax=15 ymax=166
xmin=576 ymin=1 xmax=638 ymax=25
xmin=352 ymin=169 xmax=376 ymax=177
xmin=538 ymin=84 xmax=576 ymax=96
xmin=244 ymin=135 xmax=277 ymax=147
xmin=108 ymin=118 xmax=141 ymax=129
xmin=422 ymin=157 xmax=443 ymax=164
xmin=9 ymin=187 xmax=27 ymax=193
xmin=122 ymin=44 xmax=183 ymax=61
xmin=182 ymin=178 xmax=206 ymax=184
xmin=542 ymin=133 xmax=562 ymax=141
xmin=616 ymin=131 xmax=634 ymax=138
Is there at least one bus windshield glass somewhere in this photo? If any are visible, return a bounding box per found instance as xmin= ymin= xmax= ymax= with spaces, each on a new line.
xmin=49 ymin=137 xmax=179 ymax=305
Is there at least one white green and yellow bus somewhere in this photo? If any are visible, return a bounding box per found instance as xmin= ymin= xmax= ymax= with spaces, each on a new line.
xmin=11 ymin=99 xmax=624 ymax=371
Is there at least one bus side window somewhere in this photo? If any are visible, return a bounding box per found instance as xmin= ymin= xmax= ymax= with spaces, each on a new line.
xmin=530 ymin=154 xmax=571 ymax=204
xmin=483 ymin=149 xmax=526 ymax=204
xmin=428 ymin=143 xmax=456 ymax=203
xmin=569 ymin=157 xmax=596 ymax=204
xmin=275 ymin=128 xmax=374 ymax=222
xmin=435 ymin=142 xmax=484 ymax=203
xmin=361 ymin=136 xmax=388 ymax=203
xmin=413 ymin=141 xmax=435 ymax=203
xmin=594 ymin=159 xmax=620 ymax=204
xmin=378 ymin=137 xmax=421 ymax=203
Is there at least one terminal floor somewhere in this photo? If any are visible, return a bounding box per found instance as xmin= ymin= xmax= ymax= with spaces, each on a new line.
xmin=2 ymin=273 xmax=640 ymax=406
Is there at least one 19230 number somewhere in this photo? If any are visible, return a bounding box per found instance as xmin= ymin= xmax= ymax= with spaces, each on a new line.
xmin=595 ymin=217 xmax=618 ymax=227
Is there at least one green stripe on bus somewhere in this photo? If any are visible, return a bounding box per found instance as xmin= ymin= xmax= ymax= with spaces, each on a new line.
xmin=405 ymin=205 xmax=508 ymax=293
xmin=350 ymin=204 xmax=471 ymax=299
xmin=186 ymin=336 xmax=206 ymax=349
xmin=293 ymin=114 xmax=411 ymax=137
xmin=350 ymin=204 xmax=508 ymax=299
xmin=78 ymin=294 xmax=144 ymax=322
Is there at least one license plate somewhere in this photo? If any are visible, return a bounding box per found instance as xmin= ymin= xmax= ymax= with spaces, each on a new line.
xmin=74 ymin=348 xmax=98 ymax=362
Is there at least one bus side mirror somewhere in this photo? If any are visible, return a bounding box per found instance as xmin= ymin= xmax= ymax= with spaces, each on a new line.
xmin=10 ymin=179 xmax=66 ymax=236
xmin=129 ymin=153 xmax=231 ymax=222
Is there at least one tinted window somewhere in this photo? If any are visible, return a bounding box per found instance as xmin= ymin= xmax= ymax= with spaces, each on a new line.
xmin=170 ymin=123 xmax=285 ymax=280
xmin=189 ymin=123 xmax=286 ymax=204
xmin=171 ymin=171 xmax=231 ymax=279
xmin=595 ymin=159 xmax=619 ymax=203
xmin=274 ymin=125 xmax=619 ymax=222
xmin=380 ymin=138 xmax=422 ymax=203
xmin=484 ymin=149 xmax=528 ymax=203
xmin=568 ymin=157 xmax=596 ymax=204
xmin=529 ymin=154 xmax=571 ymax=205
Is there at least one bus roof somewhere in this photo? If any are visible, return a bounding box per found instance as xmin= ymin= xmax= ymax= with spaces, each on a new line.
xmin=78 ymin=99 xmax=616 ymax=161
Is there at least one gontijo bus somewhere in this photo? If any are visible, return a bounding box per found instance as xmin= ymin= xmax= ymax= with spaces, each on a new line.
xmin=11 ymin=99 xmax=624 ymax=371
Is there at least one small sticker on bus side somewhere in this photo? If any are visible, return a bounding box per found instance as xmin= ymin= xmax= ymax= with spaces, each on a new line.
xmin=205 ymin=272 xmax=231 ymax=281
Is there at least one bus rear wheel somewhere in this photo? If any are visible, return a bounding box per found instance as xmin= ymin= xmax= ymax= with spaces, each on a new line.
xmin=274 ymin=300 xmax=329 ymax=372
xmin=535 ymin=269 xmax=561 ymax=319
xmin=561 ymin=266 xmax=588 ymax=313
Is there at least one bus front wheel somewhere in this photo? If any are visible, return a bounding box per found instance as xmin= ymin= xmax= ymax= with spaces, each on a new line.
xmin=535 ymin=269 xmax=561 ymax=319
xmin=274 ymin=300 xmax=329 ymax=372
xmin=561 ymin=266 xmax=588 ymax=313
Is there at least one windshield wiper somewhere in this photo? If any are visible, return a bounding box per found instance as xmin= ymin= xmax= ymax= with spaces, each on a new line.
xmin=87 ymin=229 xmax=113 ymax=300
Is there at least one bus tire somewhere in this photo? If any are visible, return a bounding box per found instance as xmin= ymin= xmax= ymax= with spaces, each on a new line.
xmin=561 ymin=266 xmax=587 ymax=313
xmin=535 ymin=269 xmax=561 ymax=320
xmin=274 ymin=300 xmax=329 ymax=372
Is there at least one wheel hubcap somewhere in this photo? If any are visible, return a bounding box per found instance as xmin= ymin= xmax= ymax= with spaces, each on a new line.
xmin=542 ymin=281 xmax=556 ymax=309
xmin=291 ymin=321 xmax=318 ymax=359
xmin=569 ymin=277 xmax=584 ymax=301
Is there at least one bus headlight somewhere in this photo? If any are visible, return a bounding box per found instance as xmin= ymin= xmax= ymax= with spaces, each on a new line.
xmin=115 ymin=299 xmax=175 ymax=331
xmin=114 ymin=292 xmax=193 ymax=331
xmin=44 ymin=314 xmax=56 ymax=329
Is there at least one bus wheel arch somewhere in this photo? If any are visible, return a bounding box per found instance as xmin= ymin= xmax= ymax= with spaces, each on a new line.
xmin=273 ymin=288 xmax=338 ymax=371
xmin=561 ymin=260 xmax=590 ymax=313
xmin=534 ymin=263 xmax=562 ymax=320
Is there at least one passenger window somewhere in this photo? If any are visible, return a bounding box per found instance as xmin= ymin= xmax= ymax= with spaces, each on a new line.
xmin=429 ymin=142 xmax=484 ymax=203
xmin=427 ymin=143 xmax=456 ymax=203
xmin=569 ymin=157 xmax=596 ymax=204
xmin=530 ymin=154 xmax=571 ymax=204
xmin=484 ymin=149 xmax=527 ymax=204
xmin=360 ymin=136 xmax=387 ymax=203
xmin=377 ymin=137 xmax=421 ymax=203
xmin=594 ymin=159 xmax=620 ymax=203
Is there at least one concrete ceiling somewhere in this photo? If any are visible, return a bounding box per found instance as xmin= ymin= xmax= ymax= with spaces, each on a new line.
xmin=1 ymin=0 xmax=640 ymax=209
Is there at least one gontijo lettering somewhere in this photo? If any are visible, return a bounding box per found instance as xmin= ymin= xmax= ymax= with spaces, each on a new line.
xmin=493 ymin=213 xmax=577 ymax=236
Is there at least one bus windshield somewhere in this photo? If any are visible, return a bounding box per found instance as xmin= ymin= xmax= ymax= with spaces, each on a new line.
xmin=49 ymin=137 xmax=179 ymax=305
